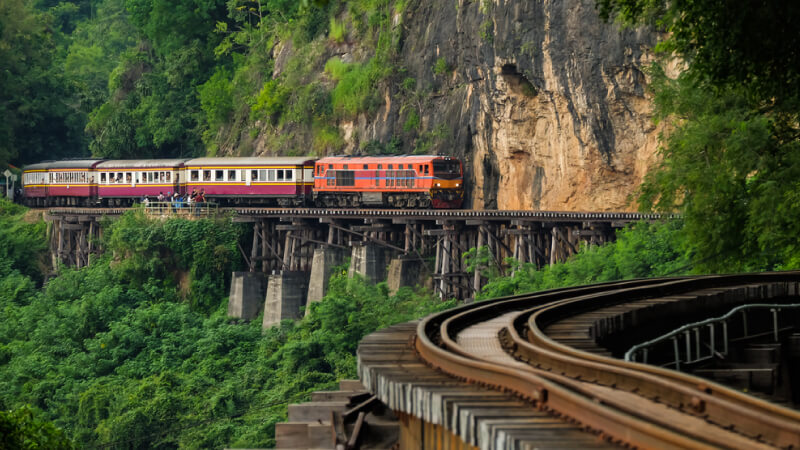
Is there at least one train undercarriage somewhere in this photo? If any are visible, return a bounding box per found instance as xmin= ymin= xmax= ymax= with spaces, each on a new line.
xmin=314 ymin=192 xmax=433 ymax=208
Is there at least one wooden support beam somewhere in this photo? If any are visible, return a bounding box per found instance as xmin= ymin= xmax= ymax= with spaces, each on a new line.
xmin=327 ymin=223 xmax=406 ymax=253
xmin=439 ymin=234 xmax=451 ymax=298
xmin=261 ymin=220 xmax=269 ymax=272
xmin=250 ymin=223 xmax=260 ymax=272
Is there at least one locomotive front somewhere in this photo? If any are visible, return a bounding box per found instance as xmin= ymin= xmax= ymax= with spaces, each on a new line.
xmin=429 ymin=157 xmax=463 ymax=208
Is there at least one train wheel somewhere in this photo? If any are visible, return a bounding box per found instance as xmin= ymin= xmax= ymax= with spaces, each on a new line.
xmin=407 ymin=198 xmax=417 ymax=208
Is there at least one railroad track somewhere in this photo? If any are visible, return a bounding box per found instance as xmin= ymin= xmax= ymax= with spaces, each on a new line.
xmin=358 ymin=273 xmax=800 ymax=449
xmin=43 ymin=206 xmax=671 ymax=221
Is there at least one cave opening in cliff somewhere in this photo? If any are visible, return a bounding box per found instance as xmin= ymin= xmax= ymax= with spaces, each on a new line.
xmin=500 ymin=63 xmax=537 ymax=98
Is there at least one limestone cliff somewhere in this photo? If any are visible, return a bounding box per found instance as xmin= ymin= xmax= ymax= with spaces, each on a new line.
xmin=242 ymin=0 xmax=660 ymax=211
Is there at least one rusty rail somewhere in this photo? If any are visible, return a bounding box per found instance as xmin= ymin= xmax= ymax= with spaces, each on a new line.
xmin=414 ymin=273 xmax=800 ymax=448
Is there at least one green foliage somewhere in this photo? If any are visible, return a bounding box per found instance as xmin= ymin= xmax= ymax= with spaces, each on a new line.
xmin=597 ymin=0 xmax=800 ymax=272
xmin=329 ymin=17 xmax=346 ymax=43
xmin=433 ymin=57 xmax=450 ymax=75
xmin=252 ymin=79 xmax=291 ymax=123
xmin=199 ymin=68 xmax=235 ymax=129
xmin=596 ymin=0 xmax=800 ymax=104
xmin=361 ymin=137 xmax=402 ymax=155
xmin=403 ymin=109 xmax=421 ymax=132
xmin=103 ymin=209 xmax=242 ymax=311
xmin=0 ymin=199 xmax=47 ymax=283
xmin=474 ymin=221 xmax=690 ymax=300
xmin=0 ymin=406 xmax=74 ymax=449
xmin=638 ymin=67 xmax=781 ymax=271
xmin=0 ymin=207 xmax=455 ymax=448
xmin=413 ymin=123 xmax=451 ymax=154
xmin=312 ymin=123 xmax=345 ymax=155
xmin=480 ymin=19 xmax=494 ymax=43
xmin=325 ymin=56 xmax=389 ymax=119
xmin=0 ymin=0 xmax=87 ymax=167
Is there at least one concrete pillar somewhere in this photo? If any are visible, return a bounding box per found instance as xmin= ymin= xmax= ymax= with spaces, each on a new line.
xmin=227 ymin=272 xmax=267 ymax=320
xmin=306 ymin=247 xmax=347 ymax=311
xmin=386 ymin=257 xmax=425 ymax=295
xmin=348 ymin=243 xmax=392 ymax=283
xmin=262 ymin=271 xmax=311 ymax=330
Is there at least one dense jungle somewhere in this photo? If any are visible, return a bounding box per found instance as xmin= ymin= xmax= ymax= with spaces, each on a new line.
xmin=1 ymin=0 xmax=799 ymax=447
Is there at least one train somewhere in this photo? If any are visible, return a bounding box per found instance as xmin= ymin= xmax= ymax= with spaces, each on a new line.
xmin=22 ymin=155 xmax=464 ymax=209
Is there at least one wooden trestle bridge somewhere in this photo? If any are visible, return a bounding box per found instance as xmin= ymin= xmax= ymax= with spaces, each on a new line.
xmin=43 ymin=207 xmax=669 ymax=299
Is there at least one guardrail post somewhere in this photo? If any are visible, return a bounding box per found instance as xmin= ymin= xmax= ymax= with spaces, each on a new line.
xmin=722 ymin=320 xmax=729 ymax=355
xmin=708 ymin=323 xmax=715 ymax=359
xmin=684 ymin=330 xmax=692 ymax=363
xmin=672 ymin=337 xmax=681 ymax=370
xmin=741 ymin=310 xmax=749 ymax=337
xmin=771 ymin=308 xmax=780 ymax=342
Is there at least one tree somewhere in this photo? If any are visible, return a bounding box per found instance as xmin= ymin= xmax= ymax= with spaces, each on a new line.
xmin=596 ymin=0 xmax=800 ymax=105
xmin=0 ymin=407 xmax=74 ymax=449
xmin=598 ymin=0 xmax=800 ymax=271
xmin=0 ymin=0 xmax=86 ymax=167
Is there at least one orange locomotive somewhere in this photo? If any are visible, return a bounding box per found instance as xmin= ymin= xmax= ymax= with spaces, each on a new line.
xmin=313 ymin=155 xmax=463 ymax=208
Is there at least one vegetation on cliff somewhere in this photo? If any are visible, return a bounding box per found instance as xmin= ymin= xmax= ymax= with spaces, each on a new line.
xmin=0 ymin=0 xmax=429 ymax=166
xmin=599 ymin=0 xmax=800 ymax=271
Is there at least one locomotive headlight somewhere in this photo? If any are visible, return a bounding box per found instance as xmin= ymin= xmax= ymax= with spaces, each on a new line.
xmin=436 ymin=183 xmax=441 ymax=187
xmin=456 ymin=183 xmax=460 ymax=187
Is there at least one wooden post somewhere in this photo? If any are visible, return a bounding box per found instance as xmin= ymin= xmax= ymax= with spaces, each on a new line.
xmin=473 ymin=228 xmax=484 ymax=297
xmin=249 ymin=223 xmax=259 ymax=272
xmin=440 ymin=234 xmax=451 ymax=299
xmin=88 ymin=221 xmax=95 ymax=266
xmin=261 ymin=220 xmax=268 ymax=272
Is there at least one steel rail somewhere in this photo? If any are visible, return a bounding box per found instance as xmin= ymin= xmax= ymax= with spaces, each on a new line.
xmin=43 ymin=206 xmax=676 ymax=221
xmin=516 ymin=273 xmax=800 ymax=447
xmin=440 ymin=309 xmax=772 ymax=449
xmin=415 ymin=278 xmax=717 ymax=449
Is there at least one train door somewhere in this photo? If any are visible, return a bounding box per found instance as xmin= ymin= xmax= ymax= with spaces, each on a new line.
xmin=173 ymin=170 xmax=180 ymax=195
xmin=89 ymin=170 xmax=98 ymax=200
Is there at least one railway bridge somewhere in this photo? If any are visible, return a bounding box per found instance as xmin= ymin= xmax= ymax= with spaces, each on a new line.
xmin=44 ymin=207 xmax=668 ymax=327
xmin=280 ymin=273 xmax=800 ymax=449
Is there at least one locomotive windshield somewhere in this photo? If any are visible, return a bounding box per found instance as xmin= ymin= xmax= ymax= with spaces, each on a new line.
xmin=433 ymin=160 xmax=461 ymax=179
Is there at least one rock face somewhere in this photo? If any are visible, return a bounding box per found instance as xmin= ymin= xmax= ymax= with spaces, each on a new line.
xmin=363 ymin=0 xmax=659 ymax=211
xmin=247 ymin=0 xmax=660 ymax=211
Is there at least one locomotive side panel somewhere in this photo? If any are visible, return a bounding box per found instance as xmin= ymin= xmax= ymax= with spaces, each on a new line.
xmin=314 ymin=155 xmax=464 ymax=208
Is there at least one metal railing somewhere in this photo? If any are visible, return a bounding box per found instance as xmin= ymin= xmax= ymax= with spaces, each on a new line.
xmin=142 ymin=201 xmax=218 ymax=217
xmin=625 ymin=303 xmax=800 ymax=369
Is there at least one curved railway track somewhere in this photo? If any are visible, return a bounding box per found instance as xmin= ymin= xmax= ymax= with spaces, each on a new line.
xmin=358 ymin=273 xmax=800 ymax=449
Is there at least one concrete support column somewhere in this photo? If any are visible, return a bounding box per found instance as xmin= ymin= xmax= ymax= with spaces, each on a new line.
xmin=387 ymin=256 xmax=425 ymax=295
xmin=348 ymin=243 xmax=392 ymax=284
xmin=262 ymin=271 xmax=311 ymax=330
xmin=306 ymin=247 xmax=347 ymax=311
xmin=227 ymin=272 xmax=267 ymax=320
